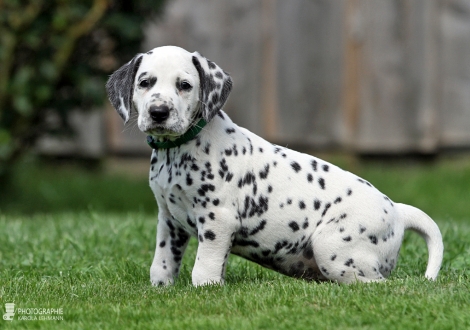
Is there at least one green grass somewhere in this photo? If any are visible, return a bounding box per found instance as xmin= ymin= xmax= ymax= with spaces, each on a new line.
xmin=1 ymin=156 xmax=470 ymax=329
xmin=0 ymin=160 xmax=157 ymax=215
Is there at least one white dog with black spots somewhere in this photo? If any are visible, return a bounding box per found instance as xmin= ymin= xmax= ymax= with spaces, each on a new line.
xmin=106 ymin=46 xmax=443 ymax=286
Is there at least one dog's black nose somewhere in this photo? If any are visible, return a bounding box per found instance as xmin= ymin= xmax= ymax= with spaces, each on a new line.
xmin=149 ymin=105 xmax=170 ymax=123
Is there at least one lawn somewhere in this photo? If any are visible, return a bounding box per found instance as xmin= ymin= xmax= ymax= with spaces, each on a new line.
xmin=1 ymin=156 xmax=469 ymax=329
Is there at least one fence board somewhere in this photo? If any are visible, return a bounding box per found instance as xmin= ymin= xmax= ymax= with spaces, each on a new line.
xmin=439 ymin=0 xmax=470 ymax=147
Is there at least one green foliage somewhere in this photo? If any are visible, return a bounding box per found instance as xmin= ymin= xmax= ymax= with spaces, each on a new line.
xmin=0 ymin=0 xmax=166 ymax=179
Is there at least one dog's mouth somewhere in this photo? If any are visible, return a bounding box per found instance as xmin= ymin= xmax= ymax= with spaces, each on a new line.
xmin=145 ymin=126 xmax=181 ymax=139
xmin=141 ymin=111 xmax=202 ymax=141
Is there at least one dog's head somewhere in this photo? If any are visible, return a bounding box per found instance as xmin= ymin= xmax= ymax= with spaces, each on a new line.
xmin=106 ymin=46 xmax=232 ymax=138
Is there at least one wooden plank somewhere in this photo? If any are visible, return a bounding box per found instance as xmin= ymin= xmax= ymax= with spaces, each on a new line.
xmin=439 ymin=0 xmax=470 ymax=147
xmin=260 ymin=0 xmax=279 ymax=139
xmin=275 ymin=0 xmax=345 ymax=148
xmin=405 ymin=0 xmax=440 ymax=152
xmin=355 ymin=0 xmax=440 ymax=153
xmin=342 ymin=0 xmax=362 ymax=149
xmin=355 ymin=0 xmax=410 ymax=152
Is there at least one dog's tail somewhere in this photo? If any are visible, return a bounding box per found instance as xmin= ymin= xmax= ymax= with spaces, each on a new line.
xmin=397 ymin=203 xmax=443 ymax=280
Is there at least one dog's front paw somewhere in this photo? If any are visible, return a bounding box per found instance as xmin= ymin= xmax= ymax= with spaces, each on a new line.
xmin=192 ymin=277 xmax=224 ymax=287
xmin=150 ymin=266 xmax=174 ymax=287
xmin=192 ymin=269 xmax=224 ymax=287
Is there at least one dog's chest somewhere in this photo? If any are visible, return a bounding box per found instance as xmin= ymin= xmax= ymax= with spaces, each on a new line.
xmin=148 ymin=150 xmax=197 ymax=227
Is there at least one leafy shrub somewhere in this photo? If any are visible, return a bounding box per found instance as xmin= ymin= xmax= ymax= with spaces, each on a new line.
xmin=0 ymin=0 xmax=166 ymax=181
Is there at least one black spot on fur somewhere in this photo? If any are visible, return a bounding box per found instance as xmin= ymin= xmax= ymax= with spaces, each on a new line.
xmin=320 ymin=267 xmax=329 ymax=275
xmin=303 ymin=219 xmax=309 ymax=229
xmin=197 ymin=184 xmax=215 ymax=197
xmin=219 ymin=159 xmax=229 ymax=172
xmin=250 ymin=220 xmax=267 ymax=235
xmin=204 ymin=230 xmax=216 ymax=241
xmin=303 ymin=246 xmax=314 ymax=259
xmin=240 ymin=195 xmax=269 ymax=219
xmin=186 ymin=173 xmax=193 ymax=186
xmin=262 ymin=250 xmax=271 ymax=257
xmin=186 ymin=217 xmax=196 ymax=228
xmin=314 ymin=199 xmax=321 ymax=211
xmin=307 ymin=173 xmax=313 ymax=182
xmin=203 ymin=143 xmax=211 ymax=155
xmin=311 ymin=160 xmax=318 ymax=171
xmin=259 ymin=164 xmax=270 ymax=179
xmin=318 ymin=178 xmax=326 ymax=190
xmin=358 ymin=178 xmax=372 ymax=187
xmin=321 ymin=203 xmax=331 ymax=217
xmin=291 ymin=162 xmax=302 ymax=173
xmin=289 ymin=221 xmax=300 ymax=232
xmin=234 ymin=239 xmax=259 ymax=248
xmin=369 ymin=235 xmax=378 ymax=245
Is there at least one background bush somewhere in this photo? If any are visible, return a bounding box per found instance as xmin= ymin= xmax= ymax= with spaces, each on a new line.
xmin=0 ymin=0 xmax=166 ymax=182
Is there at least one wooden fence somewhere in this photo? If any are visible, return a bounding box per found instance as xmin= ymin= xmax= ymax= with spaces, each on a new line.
xmin=104 ymin=0 xmax=470 ymax=155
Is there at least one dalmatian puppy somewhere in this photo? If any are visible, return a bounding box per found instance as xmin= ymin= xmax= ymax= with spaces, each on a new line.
xmin=106 ymin=46 xmax=443 ymax=286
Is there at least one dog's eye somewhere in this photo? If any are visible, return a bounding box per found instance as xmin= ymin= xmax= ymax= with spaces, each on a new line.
xmin=180 ymin=81 xmax=192 ymax=91
xmin=139 ymin=79 xmax=150 ymax=88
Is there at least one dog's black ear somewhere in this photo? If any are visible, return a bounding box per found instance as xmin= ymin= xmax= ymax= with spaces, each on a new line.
xmin=192 ymin=52 xmax=232 ymax=122
xmin=106 ymin=54 xmax=143 ymax=123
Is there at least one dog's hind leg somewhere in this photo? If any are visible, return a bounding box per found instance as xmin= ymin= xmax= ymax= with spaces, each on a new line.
xmin=312 ymin=235 xmax=387 ymax=284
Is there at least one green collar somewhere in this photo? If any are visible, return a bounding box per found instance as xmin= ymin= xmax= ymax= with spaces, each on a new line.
xmin=146 ymin=118 xmax=207 ymax=149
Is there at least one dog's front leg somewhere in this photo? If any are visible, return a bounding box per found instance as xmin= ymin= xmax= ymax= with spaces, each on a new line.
xmin=192 ymin=210 xmax=238 ymax=286
xmin=150 ymin=208 xmax=190 ymax=286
